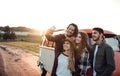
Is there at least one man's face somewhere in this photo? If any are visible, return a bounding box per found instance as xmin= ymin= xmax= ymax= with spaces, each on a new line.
xmin=66 ymin=25 xmax=75 ymax=37
xmin=92 ymin=30 xmax=101 ymax=41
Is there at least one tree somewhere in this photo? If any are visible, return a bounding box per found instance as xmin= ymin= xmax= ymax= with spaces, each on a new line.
xmin=2 ymin=25 xmax=16 ymax=40
xmin=3 ymin=26 xmax=11 ymax=40
xmin=10 ymin=31 xmax=16 ymax=40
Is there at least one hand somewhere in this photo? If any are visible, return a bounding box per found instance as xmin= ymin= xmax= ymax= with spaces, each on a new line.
xmin=49 ymin=26 xmax=56 ymax=31
xmin=47 ymin=26 xmax=56 ymax=35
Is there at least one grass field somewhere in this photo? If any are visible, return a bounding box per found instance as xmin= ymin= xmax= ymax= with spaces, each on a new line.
xmin=0 ymin=41 xmax=40 ymax=53
xmin=0 ymin=35 xmax=42 ymax=53
xmin=16 ymin=35 xmax=42 ymax=43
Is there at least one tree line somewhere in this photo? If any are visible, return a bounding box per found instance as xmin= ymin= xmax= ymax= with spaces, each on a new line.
xmin=0 ymin=25 xmax=40 ymax=41
xmin=0 ymin=26 xmax=39 ymax=32
xmin=0 ymin=26 xmax=16 ymax=40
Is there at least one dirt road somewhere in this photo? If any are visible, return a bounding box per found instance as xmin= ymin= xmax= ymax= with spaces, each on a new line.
xmin=0 ymin=44 xmax=50 ymax=76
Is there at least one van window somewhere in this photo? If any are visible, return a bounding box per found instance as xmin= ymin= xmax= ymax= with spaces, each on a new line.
xmin=90 ymin=37 xmax=120 ymax=51
xmin=105 ymin=38 xmax=119 ymax=51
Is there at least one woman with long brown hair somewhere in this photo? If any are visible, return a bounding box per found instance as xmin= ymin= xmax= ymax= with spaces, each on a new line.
xmin=74 ymin=31 xmax=92 ymax=76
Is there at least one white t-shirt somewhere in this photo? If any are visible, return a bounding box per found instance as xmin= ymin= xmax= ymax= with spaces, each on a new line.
xmin=93 ymin=45 xmax=98 ymax=76
xmin=56 ymin=53 xmax=72 ymax=76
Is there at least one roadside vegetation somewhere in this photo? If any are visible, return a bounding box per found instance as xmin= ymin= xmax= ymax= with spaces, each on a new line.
xmin=0 ymin=41 xmax=40 ymax=53
xmin=0 ymin=25 xmax=43 ymax=53
xmin=0 ymin=35 xmax=42 ymax=53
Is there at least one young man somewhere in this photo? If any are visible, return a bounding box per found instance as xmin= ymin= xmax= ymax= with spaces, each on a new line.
xmin=91 ymin=27 xmax=115 ymax=76
xmin=41 ymin=23 xmax=78 ymax=76
xmin=45 ymin=23 xmax=78 ymax=56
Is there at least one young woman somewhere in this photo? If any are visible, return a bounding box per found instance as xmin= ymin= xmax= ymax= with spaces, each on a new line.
xmin=74 ymin=31 xmax=92 ymax=76
xmin=51 ymin=38 xmax=76 ymax=76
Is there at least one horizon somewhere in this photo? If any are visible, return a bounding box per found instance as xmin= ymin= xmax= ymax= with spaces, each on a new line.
xmin=0 ymin=25 xmax=120 ymax=35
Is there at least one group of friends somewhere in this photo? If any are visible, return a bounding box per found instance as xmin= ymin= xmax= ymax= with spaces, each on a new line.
xmin=40 ymin=23 xmax=115 ymax=76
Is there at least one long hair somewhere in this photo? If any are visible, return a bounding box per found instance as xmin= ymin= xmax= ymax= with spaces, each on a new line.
xmin=62 ymin=38 xmax=76 ymax=72
xmin=67 ymin=23 xmax=78 ymax=37
xmin=75 ymin=31 xmax=91 ymax=59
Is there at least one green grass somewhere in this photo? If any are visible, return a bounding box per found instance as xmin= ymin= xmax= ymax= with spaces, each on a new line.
xmin=16 ymin=35 xmax=42 ymax=43
xmin=0 ymin=35 xmax=43 ymax=53
xmin=0 ymin=41 xmax=40 ymax=53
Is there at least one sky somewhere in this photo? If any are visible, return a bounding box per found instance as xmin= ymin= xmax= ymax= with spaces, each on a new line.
xmin=0 ymin=0 xmax=120 ymax=34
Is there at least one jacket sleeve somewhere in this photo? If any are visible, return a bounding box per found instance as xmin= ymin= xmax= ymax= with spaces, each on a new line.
xmin=101 ymin=45 xmax=115 ymax=76
xmin=45 ymin=29 xmax=62 ymax=42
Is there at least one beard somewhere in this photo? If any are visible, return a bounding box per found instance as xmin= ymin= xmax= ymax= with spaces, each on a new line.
xmin=66 ymin=31 xmax=74 ymax=37
xmin=92 ymin=36 xmax=100 ymax=41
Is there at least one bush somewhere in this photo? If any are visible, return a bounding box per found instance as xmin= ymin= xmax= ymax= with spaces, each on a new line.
xmin=10 ymin=31 xmax=16 ymax=40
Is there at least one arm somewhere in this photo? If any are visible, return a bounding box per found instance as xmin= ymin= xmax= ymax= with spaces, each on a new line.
xmin=45 ymin=29 xmax=61 ymax=42
xmin=101 ymin=45 xmax=115 ymax=76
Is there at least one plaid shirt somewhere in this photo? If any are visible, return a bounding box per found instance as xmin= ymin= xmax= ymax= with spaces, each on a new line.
xmin=77 ymin=49 xmax=91 ymax=76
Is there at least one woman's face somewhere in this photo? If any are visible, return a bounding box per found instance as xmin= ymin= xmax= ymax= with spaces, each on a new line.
xmin=63 ymin=41 xmax=71 ymax=51
xmin=75 ymin=33 xmax=82 ymax=44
